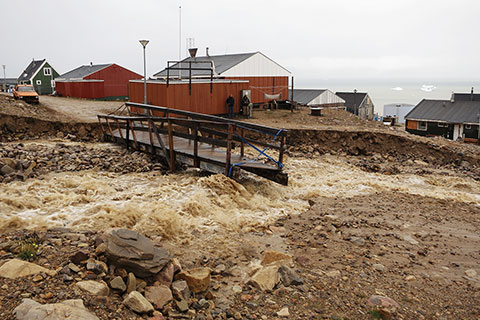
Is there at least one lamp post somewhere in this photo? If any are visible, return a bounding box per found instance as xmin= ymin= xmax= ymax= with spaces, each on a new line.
xmin=139 ymin=40 xmax=149 ymax=105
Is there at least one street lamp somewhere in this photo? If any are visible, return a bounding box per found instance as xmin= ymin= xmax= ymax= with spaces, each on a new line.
xmin=139 ymin=40 xmax=149 ymax=105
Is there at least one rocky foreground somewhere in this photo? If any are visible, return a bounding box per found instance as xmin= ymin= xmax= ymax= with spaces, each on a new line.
xmin=0 ymin=228 xmax=323 ymax=320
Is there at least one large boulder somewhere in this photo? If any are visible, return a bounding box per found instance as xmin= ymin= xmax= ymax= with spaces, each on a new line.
xmin=0 ymin=259 xmax=56 ymax=279
xmin=105 ymin=229 xmax=171 ymax=278
xmin=14 ymin=298 xmax=99 ymax=320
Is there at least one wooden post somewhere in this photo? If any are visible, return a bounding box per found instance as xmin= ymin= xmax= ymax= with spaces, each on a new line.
xmin=106 ymin=119 xmax=115 ymax=138
xmin=168 ymin=119 xmax=175 ymax=172
xmin=115 ymin=119 xmax=124 ymax=140
xmin=225 ymin=124 xmax=234 ymax=176
xmin=194 ymin=122 xmax=199 ymax=168
xmin=125 ymin=120 xmax=130 ymax=150
xmin=128 ymin=119 xmax=138 ymax=148
xmin=240 ymin=127 xmax=245 ymax=158
xmin=148 ymin=119 xmax=155 ymax=154
xmin=278 ymin=134 xmax=286 ymax=168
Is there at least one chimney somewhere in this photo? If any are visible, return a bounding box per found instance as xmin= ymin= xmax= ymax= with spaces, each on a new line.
xmin=206 ymin=47 xmax=210 ymax=57
xmin=90 ymin=62 xmax=93 ymax=67
xmin=471 ymin=87 xmax=474 ymax=101
xmin=188 ymin=48 xmax=198 ymax=58
xmin=450 ymin=92 xmax=455 ymax=103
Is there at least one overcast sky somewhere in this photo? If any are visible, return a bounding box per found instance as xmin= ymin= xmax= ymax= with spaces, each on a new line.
xmin=2 ymin=0 xmax=480 ymax=86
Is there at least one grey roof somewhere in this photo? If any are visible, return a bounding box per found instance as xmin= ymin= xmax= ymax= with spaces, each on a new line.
xmin=2 ymin=78 xmax=17 ymax=86
xmin=153 ymin=52 xmax=257 ymax=78
xmin=335 ymin=91 xmax=368 ymax=108
xmin=405 ymin=99 xmax=480 ymax=124
xmin=17 ymin=59 xmax=45 ymax=82
xmin=453 ymin=93 xmax=480 ymax=102
xmin=57 ymin=64 xmax=112 ymax=80
xmin=289 ymin=89 xmax=326 ymax=105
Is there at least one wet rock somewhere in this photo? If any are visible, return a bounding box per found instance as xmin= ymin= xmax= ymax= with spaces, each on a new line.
xmin=145 ymin=285 xmax=173 ymax=309
xmin=0 ymin=259 xmax=56 ymax=279
xmin=127 ymin=272 xmax=136 ymax=293
xmin=123 ymin=291 xmax=154 ymax=314
xmin=75 ymin=280 xmax=109 ymax=296
xmin=70 ymin=251 xmax=89 ymax=265
xmin=171 ymin=280 xmax=191 ymax=301
xmin=110 ymin=276 xmax=127 ymax=292
xmin=247 ymin=265 xmax=280 ymax=292
xmin=276 ymin=307 xmax=290 ymax=317
xmin=14 ymin=298 xmax=99 ymax=320
xmin=367 ymin=295 xmax=400 ymax=320
xmin=175 ymin=268 xmax=211 ymax=293
xmin=261 ymin=250 xmax=293 ymax=266
xmin=105 ymin=228 xmax=171 ymax=278
xmin=278 ymin=265 xmax=304 ymax=286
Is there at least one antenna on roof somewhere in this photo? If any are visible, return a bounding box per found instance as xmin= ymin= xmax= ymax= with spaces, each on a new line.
xmin=471 ymin=87 xmax=474 ymax=101
xmin=90 ymin=62 xmax=93 ymax=67
xmin=206 ymin=47 xmax=210 ymax=57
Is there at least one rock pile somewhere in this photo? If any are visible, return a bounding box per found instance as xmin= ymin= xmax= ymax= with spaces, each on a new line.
xmin=0 ymin=142 xmax=165 ymax=183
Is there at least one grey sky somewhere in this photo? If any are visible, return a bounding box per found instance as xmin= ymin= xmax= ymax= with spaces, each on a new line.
xmin=2 ymin=0 xmax=480 ymax=85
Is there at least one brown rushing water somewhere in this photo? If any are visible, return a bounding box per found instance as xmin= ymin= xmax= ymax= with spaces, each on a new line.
xmin=1 ymin=154 xmax=480 ymax=241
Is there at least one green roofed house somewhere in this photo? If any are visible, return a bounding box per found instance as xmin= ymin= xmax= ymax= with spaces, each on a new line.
xmin=17 ymin=59 xmax=60 ymax=95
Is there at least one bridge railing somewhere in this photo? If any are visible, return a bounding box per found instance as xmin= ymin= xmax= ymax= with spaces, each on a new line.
xmin=98 ymin=104 xmax=287 ymax=176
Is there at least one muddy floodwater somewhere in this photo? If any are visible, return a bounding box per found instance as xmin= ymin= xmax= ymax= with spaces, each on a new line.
xmin=2 ymin=151 xmax=480 ymax=241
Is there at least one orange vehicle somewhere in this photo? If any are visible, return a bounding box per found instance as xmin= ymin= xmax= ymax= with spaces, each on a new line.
xmin=13 ymin=84 xmax=39 ymax=104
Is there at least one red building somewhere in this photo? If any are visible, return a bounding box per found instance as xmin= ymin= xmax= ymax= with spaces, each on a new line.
xmin=141 ymin=51 xmax=291 ymax=115
xmin=129 ymin=79 xmax=249 ymax=115
xmin=55 ymin=63 xmax=142 ymax=100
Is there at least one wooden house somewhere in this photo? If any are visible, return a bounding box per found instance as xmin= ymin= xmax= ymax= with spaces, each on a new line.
xmin=17 ymin=59 xmax=60 ymax=95
xmin=335 ymin=91 xmax=375 ymax=120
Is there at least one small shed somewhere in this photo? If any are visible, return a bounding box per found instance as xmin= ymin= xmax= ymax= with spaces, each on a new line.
xmin=289 ymin=89 xmax=345 ymax=107
xmin=336 ymin=91 xmax=375 ymax=120
xmin=55 ymin=63 xmax=142 ymax=100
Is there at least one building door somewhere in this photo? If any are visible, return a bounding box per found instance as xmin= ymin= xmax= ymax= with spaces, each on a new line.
xmin=453 ymin=124 xmax=464 ymax=140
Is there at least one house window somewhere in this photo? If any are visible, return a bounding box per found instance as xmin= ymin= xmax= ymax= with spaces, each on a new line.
xmin=44 ymin=68 xmax=52 ymax=76
xmin=51 ymin=80 xmax=55 ymax=88
xmin=465 ymin=124 xmax=472 ymax=129
xmin=438 ymin=123 xmax=447 ymax=128
xmin=36 ymin=80 xmax=42 ymax=85
xmin=418 ymin=121 xmax=427 ymax=131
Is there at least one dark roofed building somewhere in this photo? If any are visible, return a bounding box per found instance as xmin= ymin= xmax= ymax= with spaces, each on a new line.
xmin=335 ymin=91 xmax=374 ymax=120
xmin=405 ymin=98 xmax=480 ymax=142
xmin=452 ymin=92 xmax=480 ymax=102
xmin=289 ymin=89 xmax=344 ymax=107
xmin=55 ymin=63 xmax=142 ymax=100
xmin=17 ymin=59 xmax=60 ymax=95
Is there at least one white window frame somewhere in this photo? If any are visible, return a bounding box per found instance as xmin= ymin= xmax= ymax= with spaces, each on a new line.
xmin=36 ymin=79 xmax=42 ymax=85
xmin=417 ymin=121 xmax=427 ymax=131
xmin=44 ymin=67 xmax=52 ymax=76
xmin=437 ymin=123 xmax=447 ymax=128
xmin=465 ymin=124 xmax=472 ymax=129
